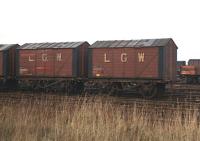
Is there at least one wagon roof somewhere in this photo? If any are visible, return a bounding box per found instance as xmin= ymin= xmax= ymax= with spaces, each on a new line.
xmin=19 ymin=42 xmax=87 ymax=49
xmin=89 ymin=38 xmax=174 ymax=48
xmin=177 ymin=61 xmax=186 ymax=66
xmin=188 ymin=59 xmax=200 ymax=62
xmin=0 ymin=44 xmax=19 ymax=51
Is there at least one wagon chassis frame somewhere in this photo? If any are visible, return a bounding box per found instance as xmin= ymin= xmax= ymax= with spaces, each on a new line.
xmin=84 ymin=78 xmax=166 ymax=98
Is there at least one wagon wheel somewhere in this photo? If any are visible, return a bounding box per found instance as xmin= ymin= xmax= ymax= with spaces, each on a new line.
xmin=90 ymin=82 xmax=103 ymax=95
xmin=67 ymin=81 xmax=75 ymax=95
xmin=102 ymin=83 xmax=112 ymax=94
xmin=75 ymin=81 xmax=84 ymax=94
xmin=139 ymin=83 xmax=158 ymax=99
xmin=109 ymin=84 xmax=120 ymax=96
xmin=83 ymin=81 xmax=93 ymax=95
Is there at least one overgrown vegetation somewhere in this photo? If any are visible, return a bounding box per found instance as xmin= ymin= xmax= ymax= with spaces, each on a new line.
xmin=0 ymin=95 xmax=200 ymax=141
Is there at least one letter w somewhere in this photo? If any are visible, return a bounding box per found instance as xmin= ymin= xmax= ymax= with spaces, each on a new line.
xmin=138 ymin=53 xmax=144 ymax=62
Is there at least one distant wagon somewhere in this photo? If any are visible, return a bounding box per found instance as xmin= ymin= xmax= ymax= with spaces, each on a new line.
xmin=87 ymin=38 xmax=177 ymax=98
xmin=0 ymin=44 xmax=19 ymax=89
xmin=180 ymin=59 xmax=200 ymax=83
xmin=16 ymin=42 xmax=90 ymax=92
xmin=176 ymin=61 xmax=186 ymax=78
xmin=188 ymin=59 xmax=200 ymax=75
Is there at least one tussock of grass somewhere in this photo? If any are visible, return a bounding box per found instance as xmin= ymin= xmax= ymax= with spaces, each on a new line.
xmin=0 ymin=95 xmax=200 ymax=141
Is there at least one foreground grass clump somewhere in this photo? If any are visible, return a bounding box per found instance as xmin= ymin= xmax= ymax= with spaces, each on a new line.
xmin=0 ymin=95 xmax=200 ymax=141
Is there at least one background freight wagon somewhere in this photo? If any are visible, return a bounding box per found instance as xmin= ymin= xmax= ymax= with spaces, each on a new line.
xmin=176 ymin=61 xmax=186 ymax=78
xmin=0 ymin=44 xmax=19 ymax=89
xmin=180 ymin=59 xmax=200 ymax=84
xmin=177 ymin=61 xmax=186 ymax=72
xmin=16 ymin=42 xmax=90 ymax=92
xmin=188 ymin=59 xmax=200 ymax=75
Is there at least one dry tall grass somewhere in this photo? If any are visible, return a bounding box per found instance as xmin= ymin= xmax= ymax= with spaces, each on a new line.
xmin=0 ymin=95 xmax=200 ymax=141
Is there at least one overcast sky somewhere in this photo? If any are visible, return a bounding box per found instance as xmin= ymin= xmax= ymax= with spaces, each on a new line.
xmin=0 ymin=0 xmax=199 ymax=61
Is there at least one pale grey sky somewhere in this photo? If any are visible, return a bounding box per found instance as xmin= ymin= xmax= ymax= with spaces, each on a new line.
xmin=0 ymin=0 xmax=200 ymax=61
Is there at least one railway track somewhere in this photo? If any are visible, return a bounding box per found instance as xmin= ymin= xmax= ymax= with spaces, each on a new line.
xmin=0 ymin=83 xmax=200 ymax=109
xmin=0 ymin=92 xmax=200 ymax=110
xmin=162 ymin=83 xmax=200 ymax=102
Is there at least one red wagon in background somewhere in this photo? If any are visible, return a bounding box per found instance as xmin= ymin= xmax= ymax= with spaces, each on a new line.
xmin=180 ymin=59 xmax=200 ymax=84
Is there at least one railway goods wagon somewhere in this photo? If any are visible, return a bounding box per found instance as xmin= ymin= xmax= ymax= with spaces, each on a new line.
xmin=176 ymin=61 xmax=186 ymax=80
xmin=177 ymin=61 xmax=186 ymax=74
xmin=16 ymin=42 xmax=90 ymax=92
xmin=180 ymin=59 xmax=200 ymax=83
xmin=0 ymin=44 xmax=19 ymax=89
xmin=87 ymin=38 xmax=177 ymax=98
xmin=188 ymin=59 xmax=200 ymax=75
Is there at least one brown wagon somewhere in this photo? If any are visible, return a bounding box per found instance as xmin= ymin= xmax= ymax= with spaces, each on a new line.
xmin=180 ymin=59 xmax=200 ymax=84
xmin=0 ymin=44 xmax=19 ymax=89
xmin=16 ymin=42 xmax=90 ymax=92
xmin=87 ymin=38 xmax=177 ymax=98
xmin=188 ymin=59 xmax=200 ymax=75
xmin=177 ymin=61 xmax=186 ymax=75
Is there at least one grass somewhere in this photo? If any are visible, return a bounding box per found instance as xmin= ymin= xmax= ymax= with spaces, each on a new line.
xmin=0 ymin=94 xmax=200 ymax=141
